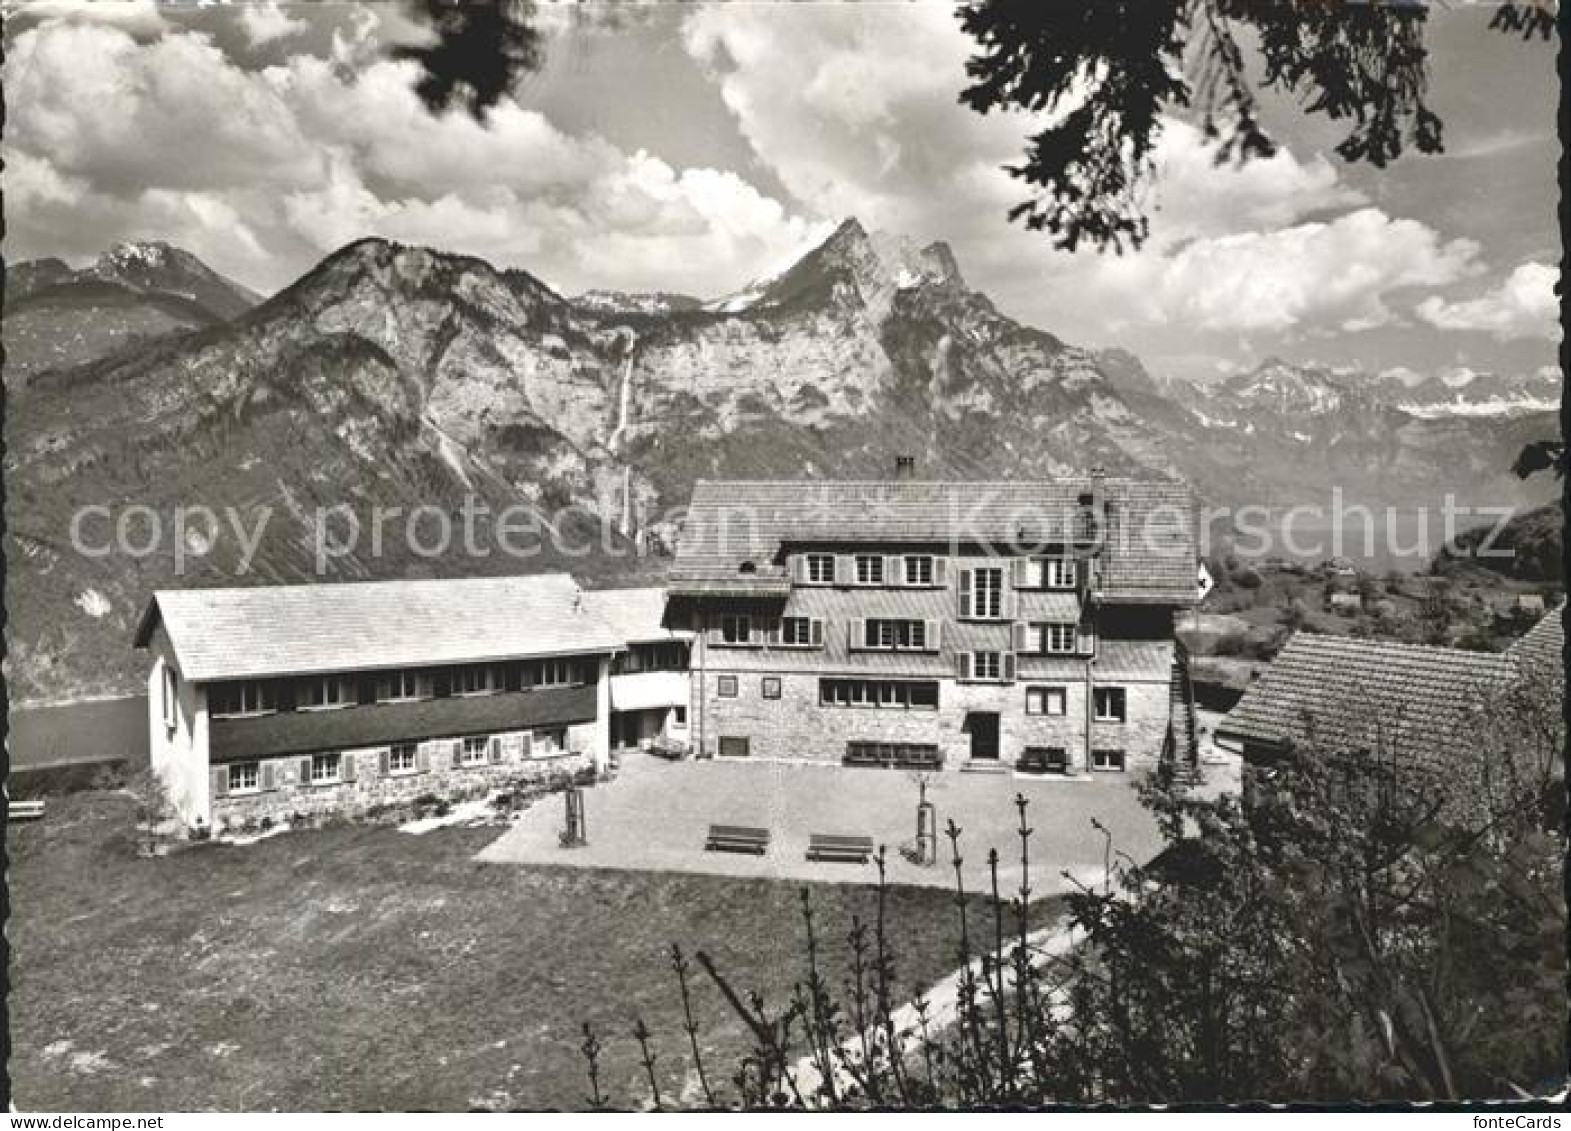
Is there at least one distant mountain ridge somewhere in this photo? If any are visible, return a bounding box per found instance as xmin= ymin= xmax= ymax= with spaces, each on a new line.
xmin=6 ymin=241 xmax=263 ymax=382
xmin=5 ymin=222 xmax=1556 ymax=701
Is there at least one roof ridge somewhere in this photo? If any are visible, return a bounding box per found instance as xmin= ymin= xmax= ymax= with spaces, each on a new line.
xmin=1281 ymin=632 xmax=1515 ymax=663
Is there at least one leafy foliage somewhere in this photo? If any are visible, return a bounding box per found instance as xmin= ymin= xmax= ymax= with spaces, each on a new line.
xmin=613 ymin=669 xmax=1563 ymax=1106
xmin=395 ymin=0 xmax=543 ymax=118
xmin=956 ymin=0 xmax=1550 ymax=251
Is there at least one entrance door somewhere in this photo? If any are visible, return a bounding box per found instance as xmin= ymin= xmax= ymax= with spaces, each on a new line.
xmin=965 ymin=712 xmax=1000 ymax=761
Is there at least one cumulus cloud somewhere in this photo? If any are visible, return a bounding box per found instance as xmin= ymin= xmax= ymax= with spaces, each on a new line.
xmin=4 ymin=13 xmax=818 ymax=297
xmin=238 ymin=0 xmax=307 ymax=47
xmin=1414 ymin=262 xmax=1560 ymax=340
xmin=680 ymin=2 xmax=1469 ymax=343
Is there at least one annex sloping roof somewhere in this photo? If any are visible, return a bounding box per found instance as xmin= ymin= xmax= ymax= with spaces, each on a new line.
xmin=581 ymin=587 xmax=693 ymax=644
xmin=1215 ymin=632 xmax=1515 ymax=768
xmin=135 ymin=574 xmax=624 ymax=683
xmin=670 ymin=478 xmax=1197 ymax=605
xmin=1507 ymin=600 xmax=1564 ymax=678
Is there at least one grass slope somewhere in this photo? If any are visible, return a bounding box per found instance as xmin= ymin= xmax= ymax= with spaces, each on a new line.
xmin=10 ymin=793 xmax=1052 ymax=1111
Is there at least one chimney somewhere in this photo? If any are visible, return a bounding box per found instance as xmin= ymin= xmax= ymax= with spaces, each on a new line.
xmin=894 ymin=455 xmax=916 ymax=480
xmin=1078 ymin=465 xmax=1107 ymax=545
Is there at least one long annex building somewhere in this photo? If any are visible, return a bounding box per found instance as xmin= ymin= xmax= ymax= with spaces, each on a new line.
xmin=663 ymin=472 xmax=1201 ymax=774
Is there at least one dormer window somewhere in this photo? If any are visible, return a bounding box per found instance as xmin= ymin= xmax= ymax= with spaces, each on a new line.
xmin=804 ymin=554 xmax=835 ymax=585
xmin=738 ymin=561 xmax=758 ymax=574
xmin=854 ymin=554 xmax=885 ymax=586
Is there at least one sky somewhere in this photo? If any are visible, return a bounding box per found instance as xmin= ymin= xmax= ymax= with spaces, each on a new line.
xmin=3 ymin=0 xmax=1560 ymax=386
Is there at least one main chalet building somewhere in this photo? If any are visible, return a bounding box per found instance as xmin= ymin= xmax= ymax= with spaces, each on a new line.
xmin=663 ymin=471 xmax=1200 ymax=774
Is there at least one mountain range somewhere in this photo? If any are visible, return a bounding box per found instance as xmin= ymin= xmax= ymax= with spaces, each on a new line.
xmin=5 ymin=221 xmax=1558 ymax=700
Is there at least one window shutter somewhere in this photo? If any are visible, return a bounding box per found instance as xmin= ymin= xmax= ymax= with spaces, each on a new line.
xmin=924 ymin=619 xmax=941 ymax=652
xmin=211 ymin=765 xmax=228 ymax=799
xmin=1003 ymin=653 xmax=1018 ymax=683
xmin=1012 ymin=557 xmax=1032 ymax=589
xmin=490 ymin=736 xmax=504 ymax=764
xmin=791 ymin=554 xmax=807 ymax=584
xmin=522 ymin=731 xmax=534 ymax=760
xmin=956 ymin=651 xmax=972 ymax=680
xmin=1013 ymin=622 xmax=1032 ymax=653
xmin=885 ymin=555 xmax=901 ymax=585
xmin=379 ymin=748 xmax=390 ymax=776
xmin=931 ymin=557 xmax=948 ymax=589
xmin=1005 ymin=583 xmax=1019 ymax=621
xmin=847 ymin=618 xmax=865 ymax=651
xmin=810 ymin=618 xmax=825 ymax=647
xmin=450 ymin=740 xmax=463 ymax=769
xmin=417 ymin=743 xmax=431 ymax=773
xmin=261 ymin=761 xmax=278 ymax=792
xmin=298 ymin=757 xmax=312 ymax=786
xmin=1077 ymin=623 xmax=1097 ymax=656
xmin=958 ymin=570 xmax=973 ymax=618
xmin=835 ymin=554 xmax=854 ymax=585
xmin=342 ymin=753 xmax=357 ymax=783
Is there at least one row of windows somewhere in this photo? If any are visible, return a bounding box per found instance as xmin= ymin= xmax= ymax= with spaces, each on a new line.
xmin=715 ymin=614 xmax=1087 ymax=653
xmin=714 ymin=674 xmax=1129 ymax=722
xmin=221 ymin=728 xmax=573 ymax=793
xmin=1019 ymin=747 xmax=1126 ymax=773
xmin=793 ymin=554 xmax=1078 ymax=591
xmin=207 ymin=660 xmax=595 ymax=720
xmin=821 ymin=679 xmax=940 ymax=710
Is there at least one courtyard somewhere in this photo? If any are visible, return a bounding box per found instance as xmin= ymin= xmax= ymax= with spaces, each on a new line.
xmin=480 ymin=753 xmax=1167 ymax=899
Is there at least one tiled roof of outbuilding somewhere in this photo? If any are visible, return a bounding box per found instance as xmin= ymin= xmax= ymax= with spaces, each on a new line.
xmin=135 ymin=574 xmax=623 ymax=683
xmin=1215 ymin=633 xmax=1515 ymax=767
xmin=1508 ymin=601 xmax=1565 ymax=677
xmin=671 ymin=478 xmax=1197 ymax=605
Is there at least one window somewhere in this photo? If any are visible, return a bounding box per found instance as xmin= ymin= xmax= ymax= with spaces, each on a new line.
xmin=780 ymin=616 xmax=818 ymax=647
xmin=533 ymin=727 xmax=568 ymax=754
xmin=968 ymin=567 xmax=1003 ymax=619
xmin=310 ymin=753 xmax=341 ymax=783
xmin=903 ymin=555 xmax=934 ymax=586
xmin=720 ymin=615 xmax=753 ymax=645
xmin=1038 ymin=624 xmax=1076 ymax=654
xmin=453 ymin=665 xmax=498 ymax=696
xmin=388 ymin=743 xmax=418 ymax=775
xmin=228 ymin=762 xmax=260 ymax=793
xmin=299 ymin=677 xmax=349 ymax=711
xmin=161 ymin=667 xmax=178 ymax=729
xmin=762 ymin=677 xmax=782 ymax=700
xmin=820 ymin=679 xmax=940 ymax=710
xmin=1094 ymin=687 xmax=1127 ymax=723
xmin=854 ymin=554 xmax=885 ymax=585
xmin=672 ymin=706 xmax=688 ymax=727
xmin=377 ymin=670 xmax=425 ymax=702
xmin=209 ymin=681 xmax=275 ymax=718
xmin=1092 ymin=748 xmax=1127 ymax=772
xmin=533 ymin=659 xmax=582 ymax=687
xmin=972 ymin=651 xmax=1001 ymax=681
xmin=1045 ymin=559 xmax=1077 ymax=589
xmin=717 ymin=675 xmax=739 ymax=698
xmin=462 ymin=736 xmax=490 ymax=766
xmin=862 ymin=618 xmax=928 ymax=651
xmin=805 ymin=554 xmax=835 ymax=585
xmin=1025 ymin=686 xmax=1067 ymax=716
xmin=718 ymin=736 xmax=751 ymax=758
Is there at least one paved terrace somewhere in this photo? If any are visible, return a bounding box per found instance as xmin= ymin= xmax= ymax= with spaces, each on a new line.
xmin=479 ymin=753 xmax=1170 ymax=899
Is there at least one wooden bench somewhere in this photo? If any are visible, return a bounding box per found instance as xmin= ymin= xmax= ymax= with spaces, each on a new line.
xmin=1017 ymin=749 xmax=1069 ymax=775
xmin=705 ymin=824 xmax=770 ymax=855
xmin=9 ymin=800 xmax=45 ymax=822
xmin=807 ymin=833 xmax=875 ymax=864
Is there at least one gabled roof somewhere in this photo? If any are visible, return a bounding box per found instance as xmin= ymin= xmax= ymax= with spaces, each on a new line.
xmin=580 ymin=587 xmax=693 ymax=644
xmin=1507 ymin=600 xmax=1564 ymax=677
xmin=670 ymin=478 xmax=1197 ymax=605
xmin=134 ymin=574 xmax=624 ymax=683
xmin=1215 ymin=633 xmax=1515 ymax=769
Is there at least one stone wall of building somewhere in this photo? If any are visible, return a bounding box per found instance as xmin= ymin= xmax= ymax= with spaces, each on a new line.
xmin=696 ymin=670 xmax=1169 ymax=773
xmin=211 ymin=721 xmax=596 ymax=831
